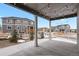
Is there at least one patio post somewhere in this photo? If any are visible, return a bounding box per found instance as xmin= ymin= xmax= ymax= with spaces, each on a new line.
xmin=77 ymin=4 xmax=79 ymax=49
xmin=35 ymin=15 xmax=39 ymax=47
xmin=49 ymin=19 xmax=51 ymax=40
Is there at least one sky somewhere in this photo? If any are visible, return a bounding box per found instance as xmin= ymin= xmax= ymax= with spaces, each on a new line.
xmin=51 ymin=17 xmax=77 ymax=29
xmin=0 ymin=3 xmax=77 ymax=29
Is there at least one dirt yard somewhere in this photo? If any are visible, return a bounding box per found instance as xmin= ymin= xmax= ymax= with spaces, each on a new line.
xmin=0 ymin=39 xmax=31 ymax=48
xmin=0 ymin=40 xmax=19 ymax=48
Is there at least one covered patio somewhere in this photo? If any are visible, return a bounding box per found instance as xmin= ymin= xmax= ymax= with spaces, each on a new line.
xmin=0 ymin=37 xmax=77 ymax=56
xmin=1 ymin=3 xmax=78 ymax=56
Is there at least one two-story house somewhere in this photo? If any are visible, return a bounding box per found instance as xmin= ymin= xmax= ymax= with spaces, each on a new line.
xmin=1 ymin=17 xmax=34 ymax=39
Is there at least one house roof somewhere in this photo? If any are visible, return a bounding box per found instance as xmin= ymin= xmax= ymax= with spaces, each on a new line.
xmin=1 ymin=16 xmax=34 ymax=22
xmin=51 ymin=24 xmax=70 ymax=28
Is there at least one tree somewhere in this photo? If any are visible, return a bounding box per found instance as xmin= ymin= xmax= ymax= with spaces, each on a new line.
xmin=29 ymin=32 xmax=34 ymax=40
xmin=10 ymin=30 xmax=18 ymax=43
xmin=29 ymin=27 xmax=34 ymax=40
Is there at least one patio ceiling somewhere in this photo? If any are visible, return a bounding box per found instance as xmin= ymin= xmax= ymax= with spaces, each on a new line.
xmin=7 ymin=3 xmax=77 ymax=20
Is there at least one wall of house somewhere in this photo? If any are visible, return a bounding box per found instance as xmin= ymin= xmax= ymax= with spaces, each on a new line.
xmin=2 ymin=17 xmax=34 ymax=39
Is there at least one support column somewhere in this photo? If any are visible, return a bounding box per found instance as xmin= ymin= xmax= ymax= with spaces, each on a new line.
xmin=77 ymin=4 xmax=79 ymax=49
xmin=28 ymin=26 xmax=30 ymax=40
xmin=35 ymin=15 xmax=39 ymax=47
xmin=49 ymin=19 xmax=51 ymax=40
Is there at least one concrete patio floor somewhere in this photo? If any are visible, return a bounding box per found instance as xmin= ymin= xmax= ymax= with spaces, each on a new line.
xmin=0 ymin=37 xmax=78 ymax=56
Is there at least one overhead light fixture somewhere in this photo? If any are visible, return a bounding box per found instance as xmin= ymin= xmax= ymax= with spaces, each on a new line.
xmin=48 ymin=3 xmax=50 ymax=7
xmin=72 ymin=9 xmax=74 ymax=12
xmin=14 ymin=3 xmax=16 ymax=5
xmin=65 ymin=5 xmax=68 ymax=8
xmin=48 ymin=3 xmax=51 ymax=9
xmin=24 ymin=3 xmax=26 ymax=5
xmin=72 ymin=8 xmax=75 ymax=12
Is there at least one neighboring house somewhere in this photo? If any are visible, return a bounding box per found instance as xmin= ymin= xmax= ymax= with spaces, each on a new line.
xmin=0 ymin=25 xmax=2 ymax=31
xmin=38 ymin=27 xmax=49 ymax=33
xmin=51 ymin=24 xmax=70 ymax=33
xmin=38 ymin=27 xmax=49 ymax=38
xmin=1 ymin=17 xmax=34 ymax=39
xmin=70 ymin=29 xmax=77 ymax=33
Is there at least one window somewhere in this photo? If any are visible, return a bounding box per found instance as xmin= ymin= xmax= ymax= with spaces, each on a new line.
xmin=23 ymin=20 xmax=27 ymax=24
xmin=7 ymin=19 xmax=10 ymax=23
xmin=16 ymin=26 xmax=20 ymax=30
xmin=30 ymin=27 xmax=33 ymax=29
xmin=8 ymin=26 xmax=11 ymax=30
xmin=30 ymin=22 xmax=33 ymax=25
xmin=16 ymin=20 xmax=21 ymax=24
xmin=7 ymin=19 xmax=13 ymax=23
xmin=18 ymin=27 xmax=19 ymax=29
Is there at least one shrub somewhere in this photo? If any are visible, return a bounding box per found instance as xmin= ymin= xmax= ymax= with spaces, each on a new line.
xmin=41 ymin=32 xmax=44 ymax=38
xmin=10 ymin=30 xmax=18 ymax=43
xmin=29 ymin=32 xmax=34 ymax=41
